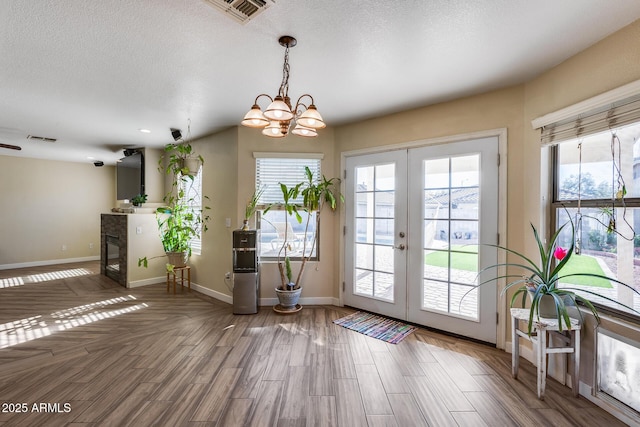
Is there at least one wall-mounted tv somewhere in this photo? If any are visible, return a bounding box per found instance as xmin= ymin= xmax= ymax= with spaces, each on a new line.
xmin=116 ymin=151 xmax=145 ymax=200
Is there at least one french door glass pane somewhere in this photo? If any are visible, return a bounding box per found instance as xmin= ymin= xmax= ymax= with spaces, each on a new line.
xmin=422 ymin=155 xmax=481 ymax=320
xmin=353 ymin=163 xmax=396 ymax=302
xmin=425 ymin=190 xmax=449 ymax=218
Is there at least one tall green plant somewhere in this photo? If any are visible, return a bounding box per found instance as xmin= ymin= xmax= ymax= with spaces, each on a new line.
xmin=275 ymin=166 xmax=342 ymax=290
xmin=138 ymin=141 xmax=210 ymax=269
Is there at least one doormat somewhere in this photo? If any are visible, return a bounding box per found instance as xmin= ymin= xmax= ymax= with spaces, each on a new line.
xmin=333 ymin=311 xmax=416 ymax=344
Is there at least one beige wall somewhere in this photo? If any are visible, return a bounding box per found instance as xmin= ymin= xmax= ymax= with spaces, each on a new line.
xmin=187 ymin=127 xmax=239 ymax=296
xmin=0 ymin=156 xmax=115 ymax=266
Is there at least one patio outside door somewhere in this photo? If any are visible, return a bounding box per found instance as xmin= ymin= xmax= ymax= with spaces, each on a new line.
xmin=344 ymin=137 xmax=499 ymax=344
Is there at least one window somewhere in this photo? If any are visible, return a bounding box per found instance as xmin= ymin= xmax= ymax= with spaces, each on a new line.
xmin=180 ymin=166 xmax=204 ymax=255
xmin=254 ymin=154 xmax=323 ymax=260
xmin=551 ymin=122 xmax=640 ymax=318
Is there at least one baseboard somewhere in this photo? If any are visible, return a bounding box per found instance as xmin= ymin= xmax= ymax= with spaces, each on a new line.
xmin=189 ymin=284 xmax=339 ymax=308
xmin=192 ymin=282 xmax=233 ymax=305
xmin=0 ymin=256 xmax=100 ymax=271
xmin=128 ymin=276 xmax=165 ymax=288
xmin=579 ymin=382 xmax=640 ymax=427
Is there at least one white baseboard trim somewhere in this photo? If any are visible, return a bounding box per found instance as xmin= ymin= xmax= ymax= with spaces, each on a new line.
xmin=188 ymin=285 xmax=339 ymax=308
xmin=122 ymin=279 xmax=340 ymax=308
xmin=579 ymin=382 xmax=640 ymax=426
xmin=192 ymin=282 xmax=233 ymax=305
xmin=0 ymin=256 xmax=100 ymax=270
xmin=128 ymin=276 xmax=165 ymax=288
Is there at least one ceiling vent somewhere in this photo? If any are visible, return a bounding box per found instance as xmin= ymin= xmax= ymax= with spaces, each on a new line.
xmin=203 ymin=0 xmax=274 ymax=24
xmin=27 ymin=135 xmax=57 ymax=142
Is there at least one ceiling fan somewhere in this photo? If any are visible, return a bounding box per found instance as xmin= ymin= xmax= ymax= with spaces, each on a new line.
xmin=0 ymin=143 xmax=21 ymax=151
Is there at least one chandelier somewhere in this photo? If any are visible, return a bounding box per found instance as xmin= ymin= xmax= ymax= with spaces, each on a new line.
xmin=241 ymin=36 xmax=325 ymax=138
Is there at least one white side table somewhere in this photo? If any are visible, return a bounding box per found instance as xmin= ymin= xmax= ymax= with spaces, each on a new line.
xmin=510 ymin=308 xmax=581 ymax=400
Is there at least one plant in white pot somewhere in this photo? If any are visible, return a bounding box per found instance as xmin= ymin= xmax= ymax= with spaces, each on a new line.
xmin=464 ymin=219 xmax=640 ymax=335
xmin=273 ymin=166 xmax=341 ymax=312
xmin=161 ymin=140 xmax=203 ymax=177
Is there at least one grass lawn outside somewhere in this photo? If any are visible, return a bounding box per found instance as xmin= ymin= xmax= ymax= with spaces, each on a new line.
xmin=424 ymin=247 xmax=613 ymax=289
xmin=424 ymin=245 xmax=478 ymax=272
xmin=559 ymin=254 xmax=612 ymax=289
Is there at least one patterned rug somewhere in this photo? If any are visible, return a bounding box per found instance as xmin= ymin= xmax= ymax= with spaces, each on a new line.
xmin=333 ymin=311 xmax=416 ymax=344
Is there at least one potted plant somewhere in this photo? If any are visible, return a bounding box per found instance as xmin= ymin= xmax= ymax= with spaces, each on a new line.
xmin=273 ymin=166 xmax=341 ymax=311
xmin=138 ymin=142 xmax=210 ymax=270
xmin=243 ymin=187 xmax=269 ymax=230
xmin=131 ymin=193 xmax=147 ymax=207
xmin=467 ymin=219 xmax=640 ymax=335
xmin=161 ymin=141 xmax=203 ymax=177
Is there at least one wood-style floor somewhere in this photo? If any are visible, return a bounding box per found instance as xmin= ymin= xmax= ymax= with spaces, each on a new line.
xmin=0 ymin=261 xmax=630 ymax=426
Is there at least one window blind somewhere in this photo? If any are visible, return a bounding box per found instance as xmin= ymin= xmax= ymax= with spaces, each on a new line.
xmin=539 ymin=93 xmax=640 ymax=145
xmin=180 ymin=168 xmax=203 ymax=254
xmin=255 ymin=157 xmax=322 ymax=204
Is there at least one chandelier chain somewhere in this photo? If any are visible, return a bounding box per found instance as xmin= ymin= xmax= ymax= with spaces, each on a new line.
xmin=279 ymin=45 xmax=291 ymax=100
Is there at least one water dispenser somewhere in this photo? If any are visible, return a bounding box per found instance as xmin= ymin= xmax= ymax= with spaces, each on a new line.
xmin=232 ymin=230 xmax=259 ymax=314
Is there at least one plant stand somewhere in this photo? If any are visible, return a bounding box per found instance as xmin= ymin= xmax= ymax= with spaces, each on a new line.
xmin=510 ymin=308 xmax=581 ymax=400
xmin=274 ymin=287 xmax=302 ymax=314
xmin=273 ymin=303 xmax=302 ymax=314
xmin=166 ymin=266 xmax=191 ymax=294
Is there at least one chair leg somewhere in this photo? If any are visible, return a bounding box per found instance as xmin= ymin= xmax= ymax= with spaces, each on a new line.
xmin=573 ymin=329 xmax=580 ymax=397
xmin=538 ymin=328 xmax=547 ymax=400
xmin=512 ymin=316 xmax=519 ymax=379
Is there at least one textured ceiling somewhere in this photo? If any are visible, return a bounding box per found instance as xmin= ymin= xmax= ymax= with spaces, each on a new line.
xmin=2 ymin=0 xmax=640 ymax=165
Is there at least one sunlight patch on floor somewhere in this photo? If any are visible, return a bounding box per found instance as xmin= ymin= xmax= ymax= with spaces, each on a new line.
xmin=0 ymin=295 xmax=147 ymax=349
xmin=0 ymin=268 xmax=93 ymax=289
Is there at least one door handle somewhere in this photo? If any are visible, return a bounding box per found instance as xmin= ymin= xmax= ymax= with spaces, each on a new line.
xmin=394 ymin=244 xmax=406 ymax=250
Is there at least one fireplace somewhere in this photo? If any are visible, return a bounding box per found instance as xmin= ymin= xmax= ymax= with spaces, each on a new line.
xmin=105 ymin=234 xmax=120 ymax=282
xmin=100 ymin=214 xmax=127 ymax=287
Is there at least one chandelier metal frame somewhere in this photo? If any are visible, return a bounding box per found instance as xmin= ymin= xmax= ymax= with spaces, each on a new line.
xmin=241 ymin=36 xmax=326 ymax=138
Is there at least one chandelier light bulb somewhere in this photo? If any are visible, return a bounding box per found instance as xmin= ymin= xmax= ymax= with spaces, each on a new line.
xmin=292 ymin=124 xmax=317 ymax=137
xmin=297 ymin=105 xmax=326 ymax=129
xmin=264 ymin=96 xmax=294 ymax=121
xmin=241 ymin=104 xmax=269 ymax=128
xmin=262 ymin=121 xmax=286 ymax=138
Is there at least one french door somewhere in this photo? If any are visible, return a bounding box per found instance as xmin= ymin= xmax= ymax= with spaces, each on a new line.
xmin=344 ymin=137 xmax=499 ymax=343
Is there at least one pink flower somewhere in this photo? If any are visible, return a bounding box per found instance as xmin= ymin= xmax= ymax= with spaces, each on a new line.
xmin=553 ymin=246 xmax=568 ymax=261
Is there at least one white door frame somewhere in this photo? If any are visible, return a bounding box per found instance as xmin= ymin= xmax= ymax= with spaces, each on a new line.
xmin=339 ymin=128 xmax=508 ymax=349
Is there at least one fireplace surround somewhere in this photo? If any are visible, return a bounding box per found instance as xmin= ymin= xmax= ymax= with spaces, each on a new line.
xmin=100 ymin=214 xmax=127 ymax=287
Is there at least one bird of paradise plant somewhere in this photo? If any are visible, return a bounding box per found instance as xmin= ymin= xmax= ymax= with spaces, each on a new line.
xmin=465 ymin=219 xmax=640 ymax=335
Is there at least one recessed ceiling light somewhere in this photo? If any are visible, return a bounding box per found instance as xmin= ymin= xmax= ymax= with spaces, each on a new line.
xmin=139 ymin=129 xmax=151 ymax=133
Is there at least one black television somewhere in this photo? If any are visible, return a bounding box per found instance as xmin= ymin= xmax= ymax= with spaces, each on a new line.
xmin=116 ymin=151 xmax=145 ymax=200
